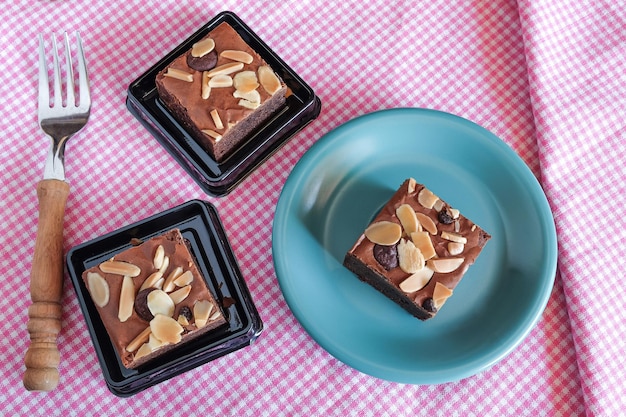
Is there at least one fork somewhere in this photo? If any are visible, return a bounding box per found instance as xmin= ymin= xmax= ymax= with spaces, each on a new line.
xmin=23 ymin=32 xmax=91 ymax=392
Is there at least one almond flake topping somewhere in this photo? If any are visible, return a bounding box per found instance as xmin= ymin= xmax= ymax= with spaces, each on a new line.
xmin=233 ymin=71 xmax=259 ymax=93
xmin=427 ymin=257 xmax=465 ymax=273
xmin=86 ymin=272 xmax=110 ymax=308
xmin=396 ymin=204 xmax=420 ymax=235
xmin=397 ymin=238 xmax=425 ymax=274
xmin=417 ymin=188 xmax=439 ymax=209
xmin=202 ymin=129 xmax=223 ymax=141
xmin=150 ymin=314 xmax=183 ymax=344
xmin=206 ymin=62 xmax=244 ymax=77
xmin=364 ymin=221 xmax=402 ymax=246
xmin=99 ymin=260 xmax=141 ymax=277
xmin=210 ymin=109 xmax=224 ymax=129
xmin=416 ymin=212 xmax=437 ymax=235
xmin=191 ymin=38 xmax=215 ymax=57
xmin=118 ymin=275 xmax=135 ymax=322
xmin=258 ymin=66 xmax=281 ymax=95
xmin=399 ymin=266 xmax=434 ymax=293
xmin=208 ymin=74 xmax=233 ymax=88
xmin=163 ymin=68 xmax=194 ymax=82
xmin=201 ymin=72 xmax=211 ymax=99
xmin=220 ymin=49 xmax=253 ymax=64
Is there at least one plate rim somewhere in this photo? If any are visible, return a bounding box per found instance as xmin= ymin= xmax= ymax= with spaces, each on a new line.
xmin=272 ymin=107 xmax=557 ymax=384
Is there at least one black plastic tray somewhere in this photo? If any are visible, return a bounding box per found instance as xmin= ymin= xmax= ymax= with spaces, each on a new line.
xmin=66 ymin=200 xmax=263 ymax=396
xmin=126 ymin=11 xmax=321 ymax=196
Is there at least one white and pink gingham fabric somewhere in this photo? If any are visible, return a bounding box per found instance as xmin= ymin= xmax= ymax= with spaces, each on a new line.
xmin=0 ymin=1 xmax=623 ymax=415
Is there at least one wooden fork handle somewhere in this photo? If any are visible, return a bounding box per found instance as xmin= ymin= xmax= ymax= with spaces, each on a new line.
xmin=23 ymin=179 xmax=69 ymax=391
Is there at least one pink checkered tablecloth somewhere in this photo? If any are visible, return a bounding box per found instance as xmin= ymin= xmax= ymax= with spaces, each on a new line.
xmin=1 ymin=0 xmax=623 ymax=415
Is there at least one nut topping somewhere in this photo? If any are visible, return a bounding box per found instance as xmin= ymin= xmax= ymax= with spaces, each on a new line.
xmin=163 ymin=68 xmax=194 ymax=82
xmin=86 ymin=272 xmax=110 ymax=308
xmin=201 ymin=72 xmax=211 ymax=99
xmin=417 ymin=188 xmax=439 ymax=209
xmin=396 ymin=204 xmax=420 ymax=235
xmin=162 ymin=266 xmax=183 ymax=293
xmin=168 ymin=285 xmax=191 ymax=304
xmin=150 ymin=314 xmax=184 ymax=344
xmin=427 ymin=257 xmax=464 ymax=273
xmin=399 ymin=267 xmax=434 ymax=293
xmin=118 ymin=276 xmax=135 ymax=322
xmin=99 ymin=260 xmax=141 ymax=277
xmin=220 ymin=49 xmax=253 ymax=64
xmin=233 ymin=70 xmax=259 ymax=93
xmin=206 ymin=62 xmax=244 ymax=78
xmin=397 ymin=239 xmax=425 ymax=274
xmin=433 ymin=282 xmax=453 ymax=308
xmin=258 ymin=66 xmax=281 ymax=95
xmin=202 ymin=129 xmax=223 ymax=141
xmin=448 ymin=242 xmax=465 ymax=255
xmin=441 ymin=231 xmax=468 ymax=244
xmin=191 ymin=38 xmax=215 ymax=57
xmin=153 ymin=245 xmax=165 ymax=270
xmin=416 ymin=212 xmax=437 ymax=235
xmin=193 ymin=300 xmax=214 ymax=328
xmin=173 ymin=270 xmax=193 ymax=287
xmin=208 ymin=74 xmax=234 ymax=88
xmin=126 ymin=327 xmax=151 ymax=353
xmin=139 ymin=271 xmax=164 ymax=291
xmin=410 ymin=231 xmax=436 ymax=260
xmin=147 ymin=289 xmax=175 ymax=318
xmin=210 ymin=109 xmax=224 ymax=130
xmin=364 ymin=221 xmax=402 ymax=246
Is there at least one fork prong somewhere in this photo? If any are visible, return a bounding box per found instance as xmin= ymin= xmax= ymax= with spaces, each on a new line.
xmin=38 ymin=34 xmax=49 ymax=111
xmin=51 ymin=35 xmax=62 ymax=108
xmin=63 ymin=33 xmax=75 ymax=108
xmin=75 ymin=32 xmax=90 ymax=109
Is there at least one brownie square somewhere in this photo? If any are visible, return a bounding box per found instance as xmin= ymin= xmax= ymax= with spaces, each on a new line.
xmin=343 ymin=178 xmax=491 ymax=320
xmin=82 ymin=229 xmax=227 ymax=368
xmin=155 ymin=22 xmax=288 ymax=162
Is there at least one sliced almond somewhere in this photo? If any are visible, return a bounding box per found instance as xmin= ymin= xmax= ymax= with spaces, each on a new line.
xmin=407 ymin=178 xmax=417 ymax=194
xmin=153 ymin=245 xmax=165 ymax=270
xmin=201 ymin=71 xmax=211 ymax=99
xmin=168 ymin=285 xmax=191 ymax=304
xmin=433 ymin=282 xmax=453 ymax=308
xmin=126 ymin=327 xmax=151 ymax=353
xmin=173 ymin=270 xmax=193 ymax=287
xmin=162 ymin=266 xmax=183 ymax=293
xmin=449 ymin=208 xmax=460 ymax=219
xmin=410 ymin=231 xmax=437 ymax=260
xmin=433 ymin=199 xmax=445 ymax=212
xmin=139 ymin=271 xmax=164 ymax=291
xmin=441 ymin=231 xmax=467 ymax=244
xmin=177 ymin=314 xmax=190 ymax=326
xmin=147 ymin=289 xmax=175 ymax=318
xmin=399 ymin=266 xmax=434 ymax=293
xmin=427 ymin=257 xmax=465 ymax=273
xmin=258 ymin=66 xmax=281 ymax=95
xmin=416 ymin=212 xmax=437 ymax=235
xmin=99 ymin=260 xmax=141 ymax=277
xmin=233 ymin=70 xmax=259 ymax=93
xmin=397 ymin=239 xmax=425 ymax=274
xmin=150 ymin=314 xmax=183 ymax=344
xmin=148 ymin=333 xmax=168 ymax=350
xmin=86 ymin=272 xmax=110 ymax=308
xmin=220 ymin=49 xmax=253 ymax=64
xmin=193 ymin=300 xmax=214 ymax=328
xmin=417 ymin=187 xmax=439 ymax=209
xmin=238 ymin=99 xmax=260 ymax=109
xmin=163 ymin=68 xmax=193 ymax=82
xmin=233 ymin=89 xmax=261 ymax=103
xmin=210 ymin=109 xmax=224 ymax=129
xmin=208 ymin=74 xmax=233 ymax=88
xmin=191 ymin=37 xmax=215 ymax=57
xmin=364 ymin=221 xmax=402 ymax=246
xmin=448 ymin=242 xmax=465 ymax=255
xmin=118 ymin=276 xmax=135 ymax=322
xmin=158 ymin=255 xmax=170 ymax=275
xmin=396 ymin=204 xmax=420 ymax=235
xmin=209 ymin=310 xmax=222 ymax=321
xmin=134 ymin=342 xmax=152 ymax=360
xmin=201 ymin=129 xmax=223 ymax=141
xmin=206 ymin=62 xmax=244 ymax=78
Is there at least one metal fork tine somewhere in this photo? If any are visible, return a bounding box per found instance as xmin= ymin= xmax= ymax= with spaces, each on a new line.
xmin=75 ymin=32 xmax=90 ymax=109
xmin=63 ymin=33 xmax=75 ymax=108
xmin=51 ymin=35 xmax=62 ymax=108
xmin=37 ymin=34 xmax=49 ymax=111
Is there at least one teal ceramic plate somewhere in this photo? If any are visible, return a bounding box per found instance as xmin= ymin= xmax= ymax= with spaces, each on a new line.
xmin=272 ymin=108 xmax=557 ymax=384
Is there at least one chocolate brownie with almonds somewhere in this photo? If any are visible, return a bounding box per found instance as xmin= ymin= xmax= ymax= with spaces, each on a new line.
xmin=155 ymin=22 xmax=288 ymax=162
xmin=82 ymin=229 xmax=227 ymax=369
xmin=343 ymin=178 xmax=491 ymax=320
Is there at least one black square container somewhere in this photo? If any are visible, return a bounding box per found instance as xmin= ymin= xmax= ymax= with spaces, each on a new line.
xmin=126 ymin=11 xmax=322 ymax=196
xmin=66 ymin=200 xmax=263 ymax=396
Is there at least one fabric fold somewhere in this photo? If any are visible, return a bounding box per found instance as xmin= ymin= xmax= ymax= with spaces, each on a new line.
xmin=517 ymin=0 xmax=626 ymax=415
